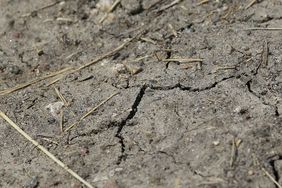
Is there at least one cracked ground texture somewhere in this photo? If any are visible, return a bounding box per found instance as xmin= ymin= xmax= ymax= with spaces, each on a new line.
xmin=1 ymin=0 xmax=282 ymax=188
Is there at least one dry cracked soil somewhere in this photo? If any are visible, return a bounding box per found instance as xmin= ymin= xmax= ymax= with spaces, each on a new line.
xmin=1 ymin=0 xmax=282 ymax=188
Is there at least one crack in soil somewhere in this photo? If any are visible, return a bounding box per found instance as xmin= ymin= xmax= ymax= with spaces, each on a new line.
xmin=150 ymin=75 xmax=235 ymax=92
xmin=115 ymin=84 xmax=147 ymax=165
xmin=114 ymin=75 xmax=235 ymax=165
xmin=246 ymin=79 xmax=279 ymax=116
xmin=268 ymin=155 xmax=282 ymax=188
xmin=270 ymin=160 xmax=280 ymax=188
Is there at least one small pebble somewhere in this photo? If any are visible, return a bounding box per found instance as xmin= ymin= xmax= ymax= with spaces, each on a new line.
xmin=248 ymin=170 xmax=254 ymax=176
xmin=124 ymin=63 xmax=142 ymax=75
xmin=45 ymin=101 xmax=64 ymax=119
xmin=213 ymin=141 xmax=220 ymax=146
xmin=112 ymin=63 xmax=126 ymax=74
xmin=234 ymin=106 xmax=247 ymax=114
xmin=24 ymin=176 xmax=39 ymax=188
xmin=96 ymin=0 xmax=113 ymax=12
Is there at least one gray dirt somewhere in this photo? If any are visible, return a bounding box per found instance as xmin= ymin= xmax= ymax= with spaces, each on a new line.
xmin=1 ymin=0 xmax=282 ymax=188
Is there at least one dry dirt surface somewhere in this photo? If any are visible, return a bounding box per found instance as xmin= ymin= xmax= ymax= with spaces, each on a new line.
xmin=1 ymin=0 xmax=282 ymax=188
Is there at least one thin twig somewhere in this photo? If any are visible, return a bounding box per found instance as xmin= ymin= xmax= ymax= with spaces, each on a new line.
xmin=252 ymin=154 xmax=282 ymax=188
xmin=262 ymin=167 xmax=282 ymax=188
xmin=162 ymin=58 xmax=203 ymax=63
xmin=54 ymin=87 xmax=69 ymax=106
xmin=244 ymin=27 xmax=282 ymax=31
xmin=230 ymin=138 xmax=236 ymax=167
xmin=140 ymin=37 xmax=157 ymax=45
xmin=41 ymin=137 xmax=59 ymax=145
xmin=245 ymin=0 xmax=257 ymax=9
xmin=99 ymin=0 xmax=121 ymax=23
xmin=168 ymin=23 xmax=177 ymax=37
xmin=158 ymin=0 xmax=182 ymax=12
xmin=0 ymin=67 xmax=73 ymax=96
xmin=21 ymin=1 xmax=61 ymax=17
xmin=262 ymin=40 xmax=269 ymax=67
xmin=60 ymin=110 xmax=64 ymax=133
xmin=1 ymin=32 xmax=141 ymax=96
xmin=197 ymin=0 xmax=209 ymax=6
xmin=0 ymin=111 xmax=94 ymax=188
xmin=46 ymin=75 xmax=65 ymax=86
xmin=75 ymin=33 xmax=141 ymax=72
xmin=64 ymin=92 xmax=119 ymax=132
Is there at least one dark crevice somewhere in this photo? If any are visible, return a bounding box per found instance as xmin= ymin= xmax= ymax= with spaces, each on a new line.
xmin=157 ymin=151 xmax=196 ymax=173
xmin=270 ymin=160 xmax=280 ymax=187
xmin=254 ymin=62 xmax=262 ymax=76
xmin=246 ymin=79 xmax=267 ymax=101
xmin=157 ymin=151 xmax=179 ymax=164
xmin=275 ymin=105 xmax=280 ymax=117
xmin=246 ymin=80 xmax=258 ymax=98
xmin=165 ymin=50 xmax=172 ymax=70
xmin=246 ymin=79 xmax=279 ymax=116
xmin=115 ymin=85 xmax=147 ymax=165
xmin=268 ymin=155 xmax=282 ymax=188
xmin=185 ymin=75 xmax=236 ymax=92
xmin=69 ymin=128 xmax=102 ymax=142
xmin=78 ymin=75 xmax=94 ymax=82
xmin=150 ymin=75 xmax=235 ymax=92
xmin=149 ymin=82 xmax=181 ymax=91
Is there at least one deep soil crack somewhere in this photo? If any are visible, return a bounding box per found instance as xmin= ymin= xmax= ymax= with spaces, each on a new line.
xmin=268 ymin=155 xmax=282 ymax=188
xmin=115 ymin=85 xmax=147 ymax=165
xmin=183 ymin=75 xmax=236 ymax=92
xmin=246 ymin=79 xmax=279 ymax=116
xmin=150 ymin=75 xmax=235 ymax=92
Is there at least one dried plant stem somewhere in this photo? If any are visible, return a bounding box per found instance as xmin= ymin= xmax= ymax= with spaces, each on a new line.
xmin=99 ymin=0 xmax=121 ymax=23
xmin=197 ymin=0 xmax=209 ymax=6
xmin=162 ymin=58 xmax=203 ymax=63
xmin=244 ymin=27 xmax=282 ymax=31
xmin=0 ymin=111 xmax=94 ymax=188
xmin=158 ymin=0 xmax=182 ymax=12
xmin=245 ymin=0 xmax=257 ymax=9
xmin=1 ymin=32 xmax=141 ymax=96
xmin=64 ymin=92 xmax=119 ymax=132
xmin=21 ymin=1 xmax=61 ymax=17
xmin=54 ymin=87 xmax=69 ymax=106
xmin=0 ymin=67 xmax=73 ymax=96
xmin=262 ymin=167 xmax=282 ymax=188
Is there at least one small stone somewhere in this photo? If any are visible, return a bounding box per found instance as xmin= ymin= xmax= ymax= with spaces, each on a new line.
xmin=37 ymin=49 xmax=44 ymax=56
xmin=234 ymin=106 xmax=247 ymax=114
xmin=59 ymin=1 xmax=65 ymax=7
xmin=112 ymin=63 xmax=126 ymax=74
xmin=79 ymin=147 xmax=89 ymax=156
xmin=213 ymin=141 xmax=220 ymax=146
xmin=24 ymin=176 xmax=39 ymax=188
xmin=96 ymin=0 xmax=113 ymax=12
xmin=45 ymin=101 xmax=64 ymax=119
xmin=248 ymin=170 xmax=254 ymax=176
xmin=234 ymin=106 xmax=242 ymax=113
xmin=124 ymin=63 xmax=142 ymax=75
